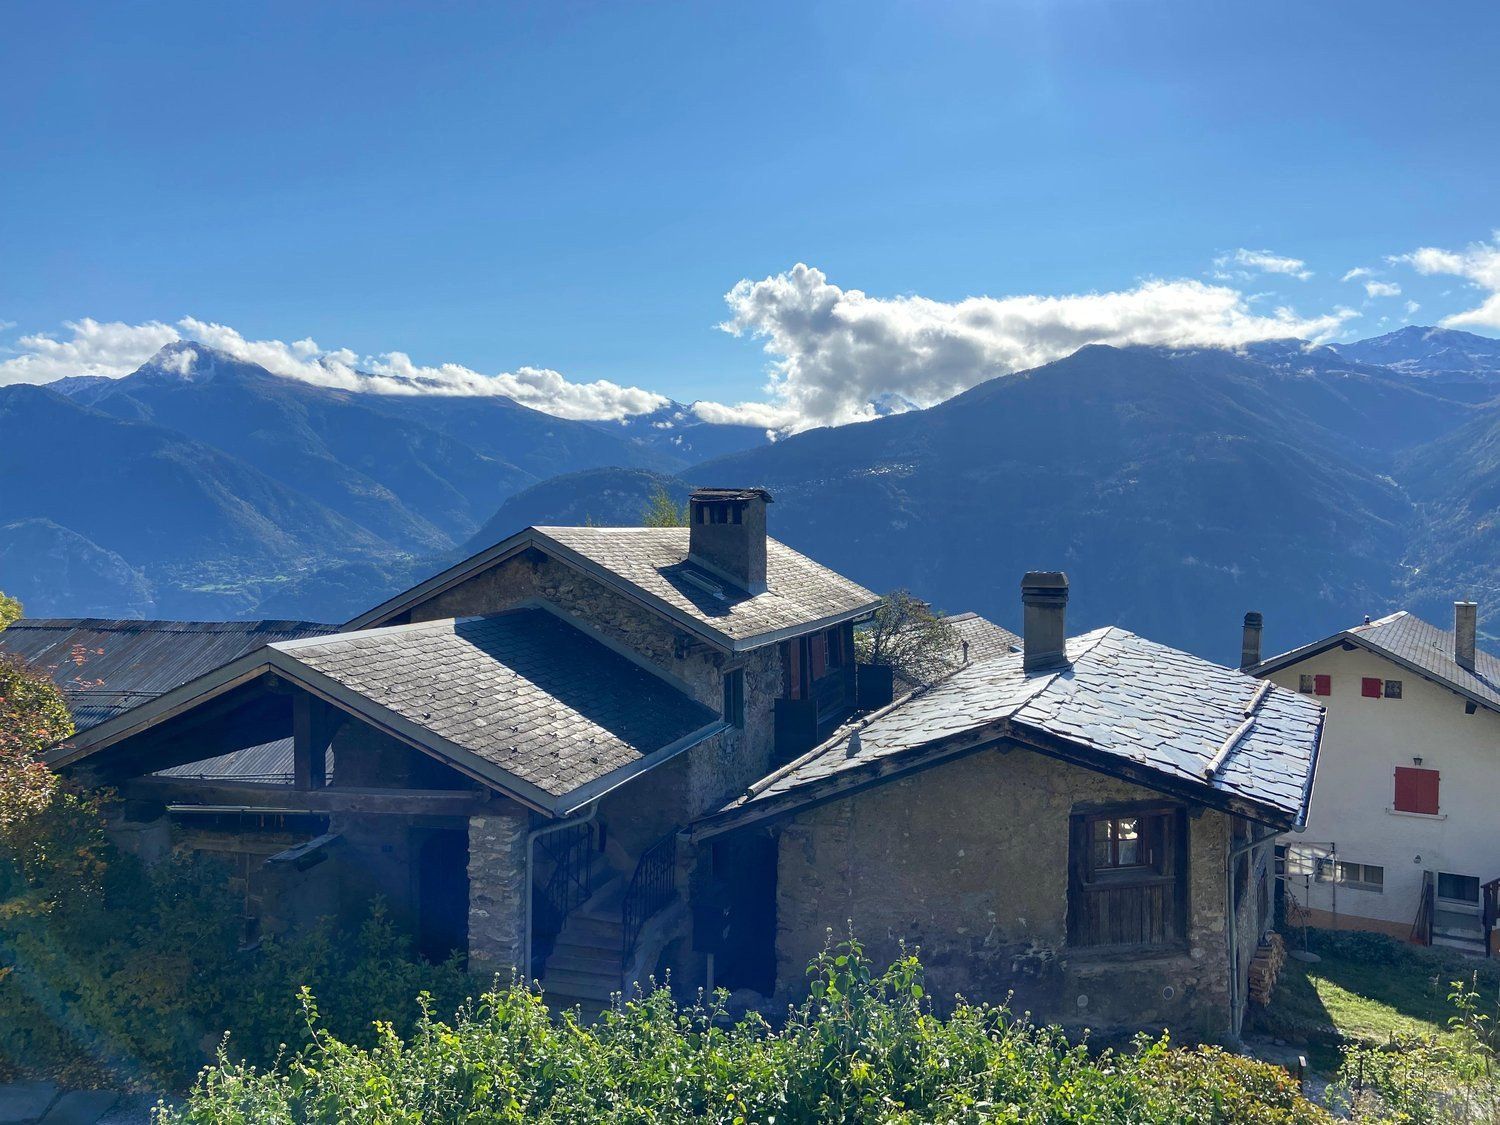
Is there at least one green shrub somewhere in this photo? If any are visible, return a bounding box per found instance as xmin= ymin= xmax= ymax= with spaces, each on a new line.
xmin=164 ymin=937 xmax=1334 ymax=1124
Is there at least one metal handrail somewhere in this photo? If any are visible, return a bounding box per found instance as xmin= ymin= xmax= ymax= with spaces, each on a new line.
xmin=536 ymin=822 xmax=594 ymax=938
xmin=1482 ymin=876 xmax=1500 ymax=958
xmin=621 ymin=831 xmax=677 ymax=984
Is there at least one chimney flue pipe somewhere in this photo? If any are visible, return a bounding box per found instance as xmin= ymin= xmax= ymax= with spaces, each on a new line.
xmin=1455 ymin=600 xmax=1478 ymax=671
xmin=1240 ymin=611 xmax=1264 ymax=671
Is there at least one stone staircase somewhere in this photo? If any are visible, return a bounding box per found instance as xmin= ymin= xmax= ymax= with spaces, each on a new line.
xmin=539 ymin=872 xmax=627 ymax=1011
xmin=1431 ymin=906 xmax=1488 ymax=956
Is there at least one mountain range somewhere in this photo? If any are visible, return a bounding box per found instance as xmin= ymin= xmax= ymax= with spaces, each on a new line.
xmin=3 ymin=327 xmax=1499 ymax=663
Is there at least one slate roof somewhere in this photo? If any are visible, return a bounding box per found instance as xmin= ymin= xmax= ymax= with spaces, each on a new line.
xmin=697 ymin=627 xmax=1324 ymax=836
xmin=1253 ymin=610 xmax=1500 ymax=715
xmin=272 ymin=608 xmax=723 ymax=805
xmin=345 ymin=526 xmax=881 ymax=651
xmin=944 ymin=612 xmax=1021 ymax=663
xmin=0 ymin=618 xmax=337 ymax=732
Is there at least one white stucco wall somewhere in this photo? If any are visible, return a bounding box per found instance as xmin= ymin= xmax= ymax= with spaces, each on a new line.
xmin=1264 ymin=645 xmax=1500 ymax=936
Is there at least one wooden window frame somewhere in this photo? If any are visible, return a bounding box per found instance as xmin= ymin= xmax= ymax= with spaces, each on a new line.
xmin=1067 ymin=802 xmax=1189 ymax=951
xmin=723 ymin=667 xmax=745 ymax=729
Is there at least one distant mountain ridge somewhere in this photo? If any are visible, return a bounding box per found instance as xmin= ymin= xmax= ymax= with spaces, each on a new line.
xmin=6 ymin=326 xmax=1500 ymax=662
xmin=3 ymin=342 xmax=762 ymax=616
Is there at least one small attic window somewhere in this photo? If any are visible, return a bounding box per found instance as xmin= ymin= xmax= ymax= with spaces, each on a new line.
xmin=1384 ymin=679 xmax=1403 ymax=699
xmin=1298 ymin=674 xmax=1315 ymax=694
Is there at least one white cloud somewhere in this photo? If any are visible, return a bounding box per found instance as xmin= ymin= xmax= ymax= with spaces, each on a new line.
xmin=705 ymin=263 xmax=1355 ymax=431
xmin=1405 ymin=300 xmax=1422 ymax=316
xmin=1211 ymin=248 xmax=1313 ymax=281
xmin=1392 ymin=235 xmax=1500 ymax=330
xmin=0 ymin=316 xmax=668 ymax=421
xmin=0 ymin=318 xmax=180 ymax=385
xmin=1341 ymin=267 xmax=1374 ymax=282
xmin=1364 ymin=281 xmax=1401 ymax=299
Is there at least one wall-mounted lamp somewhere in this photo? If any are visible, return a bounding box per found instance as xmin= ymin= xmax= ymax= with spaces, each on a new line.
xmin=1413 ymin=756 xmax=1423 ymax=766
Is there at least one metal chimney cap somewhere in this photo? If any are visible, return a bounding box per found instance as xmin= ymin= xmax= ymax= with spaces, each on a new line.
xmin=1021 ymin=571 xmax=1069 ymax=595
xmin=1243 ymin=611 xmax=1263 ymax=628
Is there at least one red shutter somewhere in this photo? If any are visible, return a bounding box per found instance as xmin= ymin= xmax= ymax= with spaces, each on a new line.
xmin=810 ymin=633 xmax=828 ymax=680
xmin=1394 ymin=767 xmax=1440 ymax=815
xmin=786 ymin=640 xmax=802 ymax=700
xmin=1362 ymin=677 xmax=1383 ymax=698
xmin=1314 ymin=674 xmax=1332 ymax=696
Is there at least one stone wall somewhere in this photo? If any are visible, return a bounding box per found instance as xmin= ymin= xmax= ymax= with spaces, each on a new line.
xmin=467 ymin=806 xmax=530 ymax=973
xmin=774 ymin=745 xmax=1243 ymax=1038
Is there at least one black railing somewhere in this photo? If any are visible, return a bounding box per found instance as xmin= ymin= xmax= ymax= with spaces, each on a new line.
xmin=622 ymin=832 xmax=677 ymax=983
xmin=540 ymin=822 xmax=595 ymax=918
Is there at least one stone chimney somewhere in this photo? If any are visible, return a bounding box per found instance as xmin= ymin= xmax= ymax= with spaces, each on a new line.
xmin=687 ymin=488 xmax=772 ymax=594
xmin=1455 ymin=600 xmax=1478 ymax=671
xmin=1022 ymin=571 xmax=1069 ymax=672
xmin=1240 ymin=611 xmax=1263 ymax=671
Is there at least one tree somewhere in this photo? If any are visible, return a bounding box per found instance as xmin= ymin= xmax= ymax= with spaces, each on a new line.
xmin=0 ymin=592 xmax=87 ymax=889
xmin=641 ymin=485 xmax=689 ymax=527
xmin=854 ymin=590 xmax=959 ymax=688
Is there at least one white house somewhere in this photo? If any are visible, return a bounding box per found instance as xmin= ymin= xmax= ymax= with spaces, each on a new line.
xmin=1250 ymin=604 xmax=1500 ymax=954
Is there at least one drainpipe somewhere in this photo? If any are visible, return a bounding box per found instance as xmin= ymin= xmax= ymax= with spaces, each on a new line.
xmin=1225 ymin=822 xmax=1280 ymax=1040
xmin=524 ymin=801 xmax=599 ymax=981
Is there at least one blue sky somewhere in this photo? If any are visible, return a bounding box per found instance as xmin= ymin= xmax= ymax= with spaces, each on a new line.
xmin=3 ymin=1 xmax=1498 ymax=427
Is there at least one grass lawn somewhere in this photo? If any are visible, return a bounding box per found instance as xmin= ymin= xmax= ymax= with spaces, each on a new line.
xmin=1248 ymin=929 xmax=1500 ymax=1071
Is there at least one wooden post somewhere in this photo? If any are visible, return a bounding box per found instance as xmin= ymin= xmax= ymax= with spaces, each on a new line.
xmin=293 ymin=694 xmax=341 ymax=790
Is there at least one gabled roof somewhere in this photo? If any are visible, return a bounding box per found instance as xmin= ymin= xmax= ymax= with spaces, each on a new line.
xmin=0 ymin=618 xmax=337 ymax=731
xmin=345 ymin=526 xmax=880 ymax=652
xmin=50 ymin=607 xmax=726 ymax=817
xmin=1252 ymin=610 xmax=1500 ymax=716
xmin=695 ymin=627 xmax=1324 ymax=838
xmin=943 ymin=612 xmax=1021 ymax=663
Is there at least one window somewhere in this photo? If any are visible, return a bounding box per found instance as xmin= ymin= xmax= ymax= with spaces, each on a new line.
xmin=1068 ymin=805 xmax=1187 ymax=949
xmin=1314 ymin=674 xmax=1332 ymax=696
xmin=1438 ymin=872 xmax=1481 ymax=904
xmin=1394 ymin=766 xmax=1440 ymax=815
xmin=1316 ymin=860 xmax=1384 ymax=892
xmin=809 ymin=632 xmax=828 ymax=680
xmin=1362 ymin=677 xmax=1383 ymax=698
xmin=723 ymin=668 xmax=745 ymax=728
xmin=824 ymin=627 xmax=845 ymax=670
xmin=1299 ymin=674 xmax=1316 ymax=694
xmin=1385 ymin=680 xmax=1403 ymax=699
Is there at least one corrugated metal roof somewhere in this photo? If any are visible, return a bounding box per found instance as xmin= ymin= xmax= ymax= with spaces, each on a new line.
xmin=0 ymin=618 xmax=337 ymax=731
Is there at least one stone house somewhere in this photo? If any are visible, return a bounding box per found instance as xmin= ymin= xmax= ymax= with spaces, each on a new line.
xmin=1249 ymin=605 xmax=1500 ymax=954
xmin=691 ymin=575 xmax=1325 ymax=1039
xmin=26 ymin=489 xmax=1324 ymax=1035
xmin=38 ymin=489 xmax=879 ymax=1007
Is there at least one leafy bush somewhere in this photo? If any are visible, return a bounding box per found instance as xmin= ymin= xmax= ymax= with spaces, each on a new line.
xmin=164 ymin=937 xmax=1334 ymax=1124
xmin=1330 ymin=976 xmax=1500 ymax=1124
